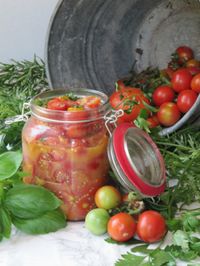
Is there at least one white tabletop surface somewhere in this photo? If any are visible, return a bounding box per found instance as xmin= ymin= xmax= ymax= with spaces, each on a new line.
xmin=0 ymin=221 xmax=199 ymax=266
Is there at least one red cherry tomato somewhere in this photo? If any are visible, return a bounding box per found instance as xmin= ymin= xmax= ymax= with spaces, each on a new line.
xmin=163 ymin=68 xmax=174 ymax=79
xmin=176 ymin=46 xmax=194 ymax=64
xmin=147 ymin=115 xmax=160 ymax=128
xmin=177 ymin=90 xmax=198 ymax=113
xmin=109 ymin=88 xmax=150 ymax=124
xmin=191 ymin=73 xmax=200 ymax=93
xmin=136 ymin=210 xmax=167 ymax=243
xmin=152 ymin=85 xmax=175 ymax=106
xmin=157 ymin=102 xmax=181 ymax=127
xmin=186 ymin=59 xmax=200 ymax=68
xmin=171 ymin=68 xmax=193 ymax=92
xmin=187 ymin=66 xmax=200 ymax=76
xmin=107 ymin=213 xmax=137 ymax=242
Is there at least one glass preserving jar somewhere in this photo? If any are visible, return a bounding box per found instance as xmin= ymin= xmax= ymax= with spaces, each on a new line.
xmin=22 ymin=89 xmax=110 ymax=221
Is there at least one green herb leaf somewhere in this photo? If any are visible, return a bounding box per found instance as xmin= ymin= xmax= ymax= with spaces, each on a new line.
xmin=173 ymin=230 xmax=189 ymax=251
xmin=5 ymin=184 xmax=61 ymax=219
xmin=182 ymin=213 xmax=200 ymax=232
xmin=166 ymin=218 xmax=182 ymax=232
xmin=65 ymin=92 xmax=79 ymax=101
xmin=105 ymin=237 xmax=142 ymax=245
xmin=12 ymin=208 xmax=66 ymax=235
xmin=115 ymin=252 xmax=145 ymax=266
xmin=0 ymin=207 xmax=11 ymax=238
xmin=131 ymin=244 xmax=150 ymax=254
xmin=150 ymin=249 xmax=175 ymax=266
xmin=0 ymin=151 xmax=22 ymax=180
xmin=142 ymin=101 xmax=158 ymax=113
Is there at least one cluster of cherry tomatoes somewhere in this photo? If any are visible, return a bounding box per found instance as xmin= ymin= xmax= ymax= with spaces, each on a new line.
xmin=155 ymin=46 xmax=200 ymax=127
xmin=85 ymin=185 xmax=167 ymax=243
xmin=110 ymin=46 xmax=200 ymax=128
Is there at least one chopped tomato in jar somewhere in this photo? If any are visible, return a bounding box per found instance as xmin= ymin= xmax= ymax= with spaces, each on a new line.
xmin=22 ymin=90 xmax=109 ymax=221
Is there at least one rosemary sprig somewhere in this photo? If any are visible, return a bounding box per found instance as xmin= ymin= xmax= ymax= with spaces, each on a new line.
xmin=0 ymin=57 xmax=48 ymax=152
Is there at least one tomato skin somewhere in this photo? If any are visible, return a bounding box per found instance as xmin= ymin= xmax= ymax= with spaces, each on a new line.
xmin=47 ymin=98 xmax=73 ymax=111
xmin=85 ymin=208 xmax=110 ymax=235
xmin=147 ymin=115 xmax=160 ymax=128
xmin=186 ymin=59 xmax=200 ymax=68
xmin=171 ymin=68 xmax=193 ymax=92
xmin=95 ymin=185 xmax=121 ymax=210
xmin=163 ymin=68 xmax=174 ymax=79
xmin=187 ymin=66 xmax=200 ymax=76
xmin=152 ymin=85 xmax=175 ymax=106
xmin=107 ymin=213 xmax=137 ymax=242
xmin=191 ymin=73 xmax=200 ymax=93
xmin=136 ymin=210 xmax=167 ymax=243
xmin=157 ymin=102 xmax=181 ymax=127
xmin=177 ymin=90 xmax=198 ymax=113
xmin=176 ymin=46 xmax=194 ymax=63
xmin=109 ymin=88 xmax=150 ymax=123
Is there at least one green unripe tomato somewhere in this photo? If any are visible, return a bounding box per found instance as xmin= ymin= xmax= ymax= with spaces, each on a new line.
xmin=85 ymin=208 xmax=110 ymax=235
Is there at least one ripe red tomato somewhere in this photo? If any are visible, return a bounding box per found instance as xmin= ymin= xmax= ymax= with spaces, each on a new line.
xmin=107 ymin=213 xmax=137 ymax=242
xmin=152 ymin=85 xmax=175 ymax=106
xmin=94 ymin=186 xmax=121 ymax=210
xmin=157 ymin=102 xmax=181 ymax=127
xmin=191 ymin=73 xmax=200 ymax=93
xmin=162 ymin=68 xmax=174 ymax=79
xmin=47 ymin=97 xmax=73 ymax=111
xmin=187 ymin=66 xmax=200 ymax=76
xmin=186 ymin=59 xmax=200 ymax=68
xmin=176 ymin=46 xmax=194 ymax=64
xmin=109 ymin=88 xmax=150 ymax=123
xmin=171 ymin=68 xmax=193 ymax=92
xmin=177 ymin=90 xmax=198 ymax=113
xmin=147 ymin=115 xmax=160 ymax=128
xmin=136 ymin=210 xmax=167 ymax=243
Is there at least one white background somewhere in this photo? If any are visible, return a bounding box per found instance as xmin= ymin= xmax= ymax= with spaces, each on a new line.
xmin=0 ymin=0 xmax=58 ymax=62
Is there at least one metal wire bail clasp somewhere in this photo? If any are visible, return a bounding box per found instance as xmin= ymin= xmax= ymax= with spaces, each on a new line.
xmin=4 ymin=102 xmax=31 ymax=125
xmin=104 ymin=109 xmax=124 ymax=136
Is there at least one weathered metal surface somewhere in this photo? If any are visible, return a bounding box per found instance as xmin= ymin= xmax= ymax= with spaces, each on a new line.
xmin=45 ymin=0 xmax=200 ymax=95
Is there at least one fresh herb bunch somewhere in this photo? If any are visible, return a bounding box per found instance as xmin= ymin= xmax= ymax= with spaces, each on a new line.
xmin=0 ymin=57 xmax=47 ymax=100
xmin=0 ymin=58 xmax=48 ymax=152
xmin=146 ymin=127 xmax=200 ymax=219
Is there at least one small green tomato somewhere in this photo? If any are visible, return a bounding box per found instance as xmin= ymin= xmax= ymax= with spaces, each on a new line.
xmin=85 ymin=208 xmax=110 ymax=235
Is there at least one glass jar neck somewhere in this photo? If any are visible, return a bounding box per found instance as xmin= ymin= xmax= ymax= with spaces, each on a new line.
xmin=30 ymin=89 xmax=110 ymax=123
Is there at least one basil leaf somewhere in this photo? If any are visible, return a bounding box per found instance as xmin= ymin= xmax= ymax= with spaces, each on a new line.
xmin=5 ymin=184 xmax=61 ymax=219
xmin=0 ymin=207 xmax=11 ymax=238
xmin=0 ymin=151 xmax=22 ymax=180
xmin=12 ymin=209 xmax=67 ymax=235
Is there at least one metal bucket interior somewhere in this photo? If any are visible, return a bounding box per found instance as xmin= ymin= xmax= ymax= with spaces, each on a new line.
xmin=45 ymin=0 xmax=200 ymax=95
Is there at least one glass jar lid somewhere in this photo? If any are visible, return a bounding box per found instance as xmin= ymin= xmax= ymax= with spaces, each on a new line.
xmin=107 ymin=123 xmax=166 ymax=196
